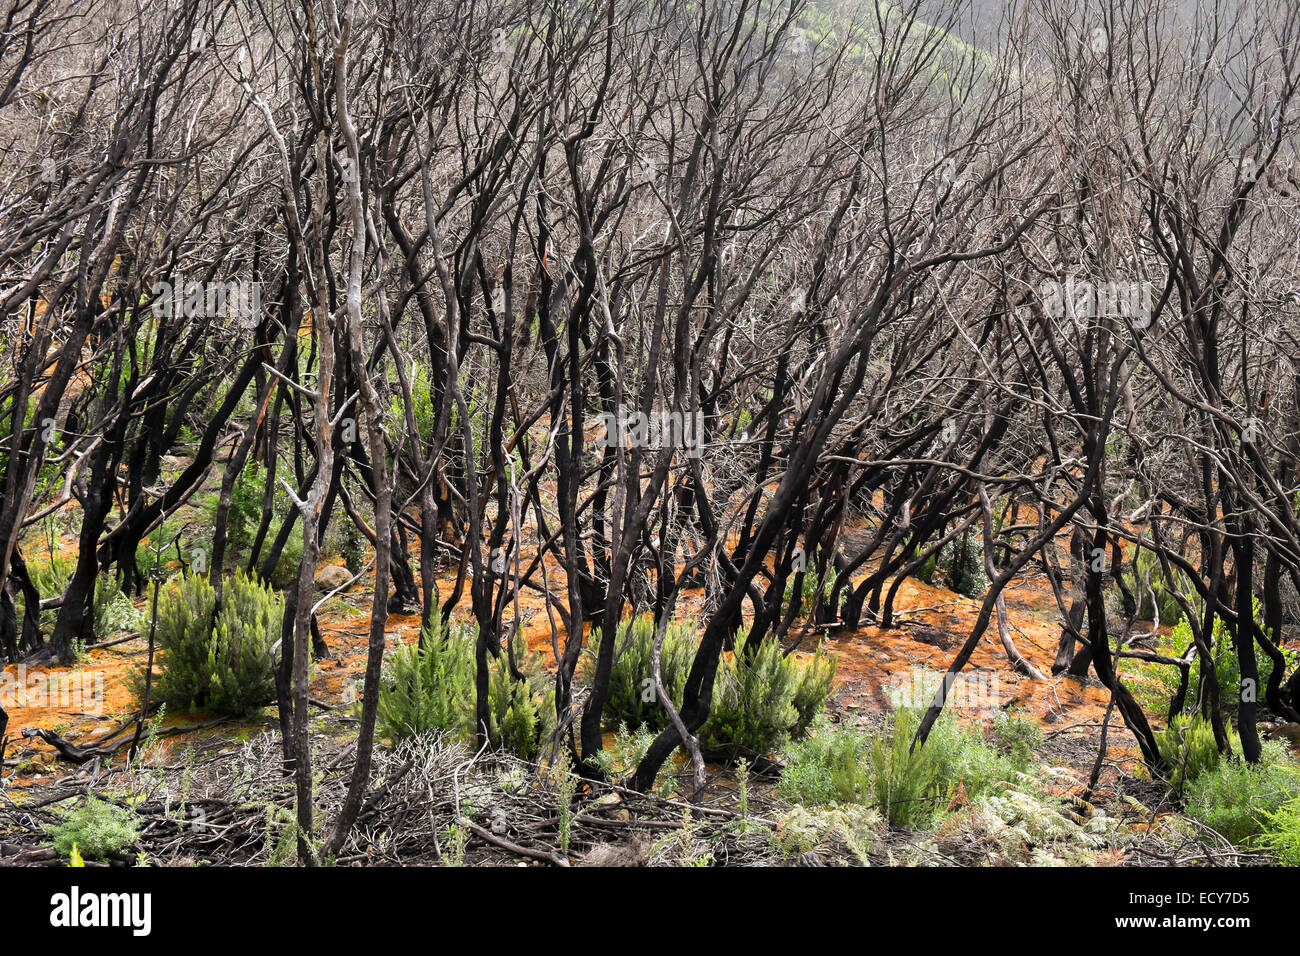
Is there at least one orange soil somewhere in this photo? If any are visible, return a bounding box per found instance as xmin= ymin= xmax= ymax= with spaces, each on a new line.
xmin=1 ymin=534 xmax=1147 ymax=786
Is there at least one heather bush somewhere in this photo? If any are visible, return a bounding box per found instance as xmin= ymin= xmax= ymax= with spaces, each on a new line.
xmin=698 ymin=630 xmax=836 ymax=760
xmin=376 ymin=615 xmax=553 ymax=759
xmin=44 ymin=796 xmax=139 ymax=861
xmin=143 ymin=571 xmax=280 ymax=717
xmin=584 ymin=615 xmax=695 ymax=732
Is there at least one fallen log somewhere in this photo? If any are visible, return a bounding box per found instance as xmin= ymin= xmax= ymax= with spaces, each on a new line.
xmin=460 ymin=817 xmax=570 ymax=867
xmin=21 ymin=727 xmax=108 ymax=764
xmin=21 ymin=718 xmax=232 ymax=765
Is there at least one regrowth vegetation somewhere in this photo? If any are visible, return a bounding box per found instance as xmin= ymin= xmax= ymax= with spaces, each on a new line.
xmin=1 ymin=0 xmax=1300 ymax=866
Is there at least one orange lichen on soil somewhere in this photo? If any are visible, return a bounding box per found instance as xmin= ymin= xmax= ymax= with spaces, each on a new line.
xmin=2 ymin=527 xmax=1155 ymax=790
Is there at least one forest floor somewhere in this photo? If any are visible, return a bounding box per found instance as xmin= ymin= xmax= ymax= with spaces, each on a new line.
xmin=0 ymin=533 xmax=1125 ymax=784
xmin=0 ymin=504 xmax=1278 ymax=866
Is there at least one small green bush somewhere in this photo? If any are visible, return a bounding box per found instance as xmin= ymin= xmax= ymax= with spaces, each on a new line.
xmin=339 ymin=517 xmax=365 ymax=574
xmin=783 ymin=707 xmax=1022 ymax=827
xmin=269 ymin=525 xmax=304 ymax=590
xmin=93 ymin=574 xmax=141 ymax=640
xmin=44 ymin=796 xmax=140 ymax=860
xmin=790 ymin=645 xmax=838 ymax=737
xmin=207 ymin=571 xmax=282 ymax=715
xmin=1119 ymin=551 xmax=1186 ymax=624
xmin=991 ymin=709 xmax=1042 ymax=769
xmin=868 ymin=707 xmax=943 ymax=826
xmin=226 ymin=462 xmax=265 ymax=560
xmin=590 ymin=617 xmax=835 ymax=759
xmin=923 ymin=710 xmax=1021 ymax=801
xmin=146 ymin=571 xmax=280 ymax=717
xmin=1258 ymin=794 xmax=1300 ymax=864
xmin=135 ymin=516 xmax=188 ymax=582
xmin=937 ymin=533 xmax=987 ymax=598
xmin=917 ymin=550 xmax=939 ymax=585
xmin=148 ymin=572 xmax=217 ymax=709
xmin=778 ymin=715 xmax=871 ymax=806
xmin=1184 ymin=741 xmax=1300 ymax=844
xmin=29 ymin=553 xmax=73 ymax=600
xmin=486 ymin=640 xmax=555 ymax=760
xmin=1137 ymin=597 xmax=1292 ymax=719
xmin=782 ymin=565 xmax=838 ymax=617
xmin=376 ymin=616 xmax=554 ymax=759
xmin=698 ymin=630 xmax=836 ymax=760
xmin=24 ymin=554 xmax=72 ymax=632
xmin=377 ymin=617 xmax=475 ymax=742
xmin=583 ymin=615 xmax=696 ymax=732
xmin=387 ymin=361 xmax=438 ymax=444
xmin=1156 ymin=714 xmax=1220 ymax=792
xmin=588 ymin=722 xmax=658 ymax=783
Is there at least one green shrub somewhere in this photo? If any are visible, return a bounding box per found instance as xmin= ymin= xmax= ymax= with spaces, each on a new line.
xmin=29 ymin=554 xmax=73 ymax=600
xmin=377 ymin=618 xmax=476 ymax=742
xmin=93 ymin=575 xmax=141 ymax=640
xmin=782 ymin=565 xmax=838 ymax=617
xmin=916 ymin=550 xmax=939 ymax=585
xmin=589 ymin=616 xmax=834 ymax=758
xmin=790 ymin=646 xmax=837 ymax=737
xmin=991 ymin=709 xmax=1042 ymax=769
xmin=700 ymin=632 xmax=797 ymax=760
xmin=387 ymin=361 xmax=438 ymax=444
xmin=16 ymin=562 xmax=139 ymax=644
xmin=339 ymin=516 xmax=365 ymax=574
xmin=1119 ymin=551 xmax=1186 ymax=624
xmin=1184 ymin=742 xmax=1300 ymax=844
xmin=206 ymin=571 xmax=282 ymax=715
xmin=916 ymin=708 xmax=1021 ymax=808
xmin=1137 ymin=597 xmax=1292 ymax=718
xmin=937 ymin=533 xmax=987 ymax=598
xmin=146 ymin=571 xmax=280 ymax=717
xmin=269 ymin=525 xmax=304 ymax=590
xmin=868 ymin=707 xmax=943 ymax=826
xmin=1258 ymin=794 xmax=1300 ymax=864
xmin=589 ymin=722 xmax=658 ymax=782
xmin=1156 ymin=714 xmax=1220 ymax=792
xmin=376 ymin=616 xmax=553 ymax=759
xmin=136 ymin=517 xmax=186 ymax=582
xmin=226 ymin=462 xmax=265 ymax=559
xmin=778 ymin=714 xmax=872 ymax=806
xmin=583 ymin=615 xmax=696 ymax=732
xmin=147 ymin=572 xmax=217 ymax=710
xmin=787 ymin=707 xmax=1023 ymax=827
xmin=22 ymin=553 xmax=72 ymax=633
xmin=584 ymin=616 xmax=836 ymax=763
xmin=486 ymin=638 xmax=555 ymax=760
xmin=698 ymin=630 xmax=836 ymax=760
xmin=44 ymin=796 xmax=139 ymax=860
